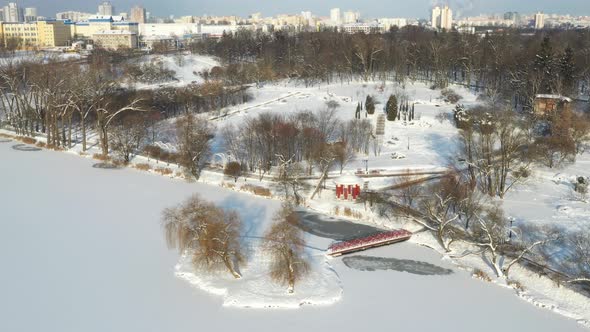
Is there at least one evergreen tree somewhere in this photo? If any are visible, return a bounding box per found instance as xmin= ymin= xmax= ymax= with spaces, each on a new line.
xmin=386 ymin=95 xmax=398 ymax=121
xmin=534 ymin=36 xmax=555 ymax=94
xmin=559 ymin=46 xmax=576 ymax=97
xmin=366 ymin=95 xmax=375 ymax=115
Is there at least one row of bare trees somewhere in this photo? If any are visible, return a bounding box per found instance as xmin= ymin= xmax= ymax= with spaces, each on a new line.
xmin=163 ymin=196 xmax=309 ymax=292
xmin=221 ymin=108 xmax=372 ymax=178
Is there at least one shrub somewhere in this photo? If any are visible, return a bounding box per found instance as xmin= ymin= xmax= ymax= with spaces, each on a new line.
xmin=508 ymin=280 xmax=525 ymax=292
xmin=19 ymin=136 xmax=37 ymax=144
xmin=222 ymin=182 xmax=236 ymax=190
xmin=47 ymin=144 xmax=64 ymax=151
xmin=35 ymin=141 xmax=46 ymax=148
xmin=241 ymin=184 xmax=272 ymax=197
xmin=343 ymin=207 xmax=362 ymax=219
xmin=93 ymin=153 xmax=110 ymax=161
xmin=134 ymin=163 xmax=151 ymax=171
xmin=473 ymin=269 xmax=492 ymax=282
xmin=441 ymin=88 xmax=462 ymax=104
xmin=155 ymin=167 xmax=173 ymax=175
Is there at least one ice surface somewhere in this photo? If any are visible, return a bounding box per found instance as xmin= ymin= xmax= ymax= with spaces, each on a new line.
xmin=0 ymin=142 xmax=586 ymax=331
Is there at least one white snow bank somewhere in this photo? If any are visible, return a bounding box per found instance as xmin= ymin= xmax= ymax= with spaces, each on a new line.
xmin=175 ymin=247 xmax=342 ymax=309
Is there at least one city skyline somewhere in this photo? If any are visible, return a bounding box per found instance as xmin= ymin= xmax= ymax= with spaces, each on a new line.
xmin=11 ymin=0 xmax=590 ymax=19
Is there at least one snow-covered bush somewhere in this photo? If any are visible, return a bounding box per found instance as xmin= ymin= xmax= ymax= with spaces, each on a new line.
xmin=441 ymin=88 xmax=462 ymax=104
xmin=126 ymin=62 xmax=176 ymax=84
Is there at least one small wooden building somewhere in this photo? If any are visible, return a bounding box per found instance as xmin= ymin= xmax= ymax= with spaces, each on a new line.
xmin=533 ymin=94 xmax=572 ymax=117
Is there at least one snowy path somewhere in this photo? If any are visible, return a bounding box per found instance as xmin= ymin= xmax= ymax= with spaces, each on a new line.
xmin=0 ymin=142 xmax=586 ymax=332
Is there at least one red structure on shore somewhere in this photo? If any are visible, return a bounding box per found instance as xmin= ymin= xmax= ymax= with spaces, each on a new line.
xmin=334 ymin=175 xmax=363 ymax=200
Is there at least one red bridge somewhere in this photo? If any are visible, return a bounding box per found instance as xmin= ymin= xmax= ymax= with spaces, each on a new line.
xmin=327 ymin=229 xmax=413 ymax=257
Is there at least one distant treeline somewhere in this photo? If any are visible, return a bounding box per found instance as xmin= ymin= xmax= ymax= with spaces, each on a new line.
xmin=191 ymin=27 xmax=590 ymax=108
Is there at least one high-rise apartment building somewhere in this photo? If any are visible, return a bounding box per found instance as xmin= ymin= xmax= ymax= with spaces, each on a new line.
xmin=98 ymin=2 xmax=114 ymax=16
xmin=130 ymin=6 xmax=146 ymax=23
xmin=24 ymin=7 xmax=37 ymax=22
xmin=431 ymin=5 xmax=453 ymax=30
xmin=3 ymin=3 xmax=23 ymax=23
xmin=330 ymin=8 xmax=341 ymax=25
xmin=534 ymin=12 xmax=545 ymax=29
xmin=343 ymin=11 xmax=360 ymax=24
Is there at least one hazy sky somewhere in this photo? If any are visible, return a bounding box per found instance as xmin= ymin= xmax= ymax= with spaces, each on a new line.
xmin=20 ymin=0 xmax=590 ymax=19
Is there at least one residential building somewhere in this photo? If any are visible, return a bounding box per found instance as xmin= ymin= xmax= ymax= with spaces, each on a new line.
xmin=340 ymin=22 xmax=384 ymax=34
xmin=0 ymin=20 xmax=72 ymax=48
xmin=330 ymin=8 xmax=341 ymax=25
xmin=343 ymin=11 xmax=360 ymax=24
xmin=4 ymin=3 xmax=23 ymax=23
xmin=130 ymin=6 xmax=146 ymax=23
xmin=378 ymin=18 xmax=407 ymax=30
xmin=24 ymin=7 xmax=37 ymax=22
xmin=139 ymin=22 xmax=200 ymax=39
xmin=535 ymin=12 xmax=545 ymax=29
xmin=93 ymin=30 xmax=137 ymax=49
xmin=71 ymin=16 xmax=138 ymax=40
xmin=56 ymin=11 xmax=93 ymax=22
xmin=431 ymin=5 xmax=453 ymax=30
xmin=98 ymin=2 xmax=114 ymax=16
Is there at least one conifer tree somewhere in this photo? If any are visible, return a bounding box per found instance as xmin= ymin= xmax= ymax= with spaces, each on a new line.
xmin=386 ymin=95 xmax=398 ymax=121
xmin=365 ymin=95 xmax=375 ymax=115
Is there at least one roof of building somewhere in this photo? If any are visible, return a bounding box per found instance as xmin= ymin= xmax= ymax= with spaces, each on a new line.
xmin=93 ymin=30 xmax=137 ymax=35
xmin=535 ymin=94 xmax=573 ymax=102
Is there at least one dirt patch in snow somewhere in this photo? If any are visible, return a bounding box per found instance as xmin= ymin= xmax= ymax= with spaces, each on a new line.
xmin=342 ymin=255 xmax=453 ymax=276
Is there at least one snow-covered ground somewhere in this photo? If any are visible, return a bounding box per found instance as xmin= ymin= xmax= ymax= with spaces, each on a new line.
xmin=128 ymin=53 xmax=220 ymax=89
xmin=0 ymin=140 xmax=587 ymax=331
xmin=0 ymin=50 xmax=81 ymax=66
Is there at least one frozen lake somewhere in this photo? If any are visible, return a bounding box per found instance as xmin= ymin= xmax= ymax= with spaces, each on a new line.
xmin=0 ymin=140 xmax=585 ymax=332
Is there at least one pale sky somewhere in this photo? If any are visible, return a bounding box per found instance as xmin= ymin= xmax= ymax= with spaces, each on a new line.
xmin=16 ymin=0 xmax=590 ymax=19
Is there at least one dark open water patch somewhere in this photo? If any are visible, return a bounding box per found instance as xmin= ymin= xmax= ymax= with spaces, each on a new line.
xmin=342 ymin=255 xmax=453 ymax=276
xmin=92 ymin=162 xmax=122 ymax=170
xmin=11 ymin=144 xmax=41 ymax=151
xmin=296 ymin=210 xmax=384 ymax=241
xmin=0 ymin=139 xmax=12 ymax=143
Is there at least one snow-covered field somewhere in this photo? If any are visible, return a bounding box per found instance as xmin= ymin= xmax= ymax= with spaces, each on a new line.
xmin=205 ymin=80 xmax=477 ymax=171
xmin=0 ymin=140 xmax=586 ymax=331
xmin=129 ymin=53 xmax=220 ymax=89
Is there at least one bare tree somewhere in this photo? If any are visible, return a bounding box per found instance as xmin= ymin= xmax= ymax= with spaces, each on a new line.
xmin=468 ymin=206 xmax=551 ymax=278
xmin=563 ymin=233 xmax=590 ymax=284
xmin=333 ymin=142 xmax=354 ymax=175
xmin=392 ymin=170 xmax=423 ymax=208
xmin=176 ymin=113 xmax=213 ymax=180
xmin=162 ymin=195 xmax=244 ymax=279
xmin=275 ymin=154 xmax=306 ymax=205
xmin=263 ymin=204 xmax=309 ymax=293
xmin=110 ymin=114 xmax=148 ymax=163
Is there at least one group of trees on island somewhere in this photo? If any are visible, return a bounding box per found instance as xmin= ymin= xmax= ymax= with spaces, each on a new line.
xmin=163 ymin=196 xmax=309 ymax=293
